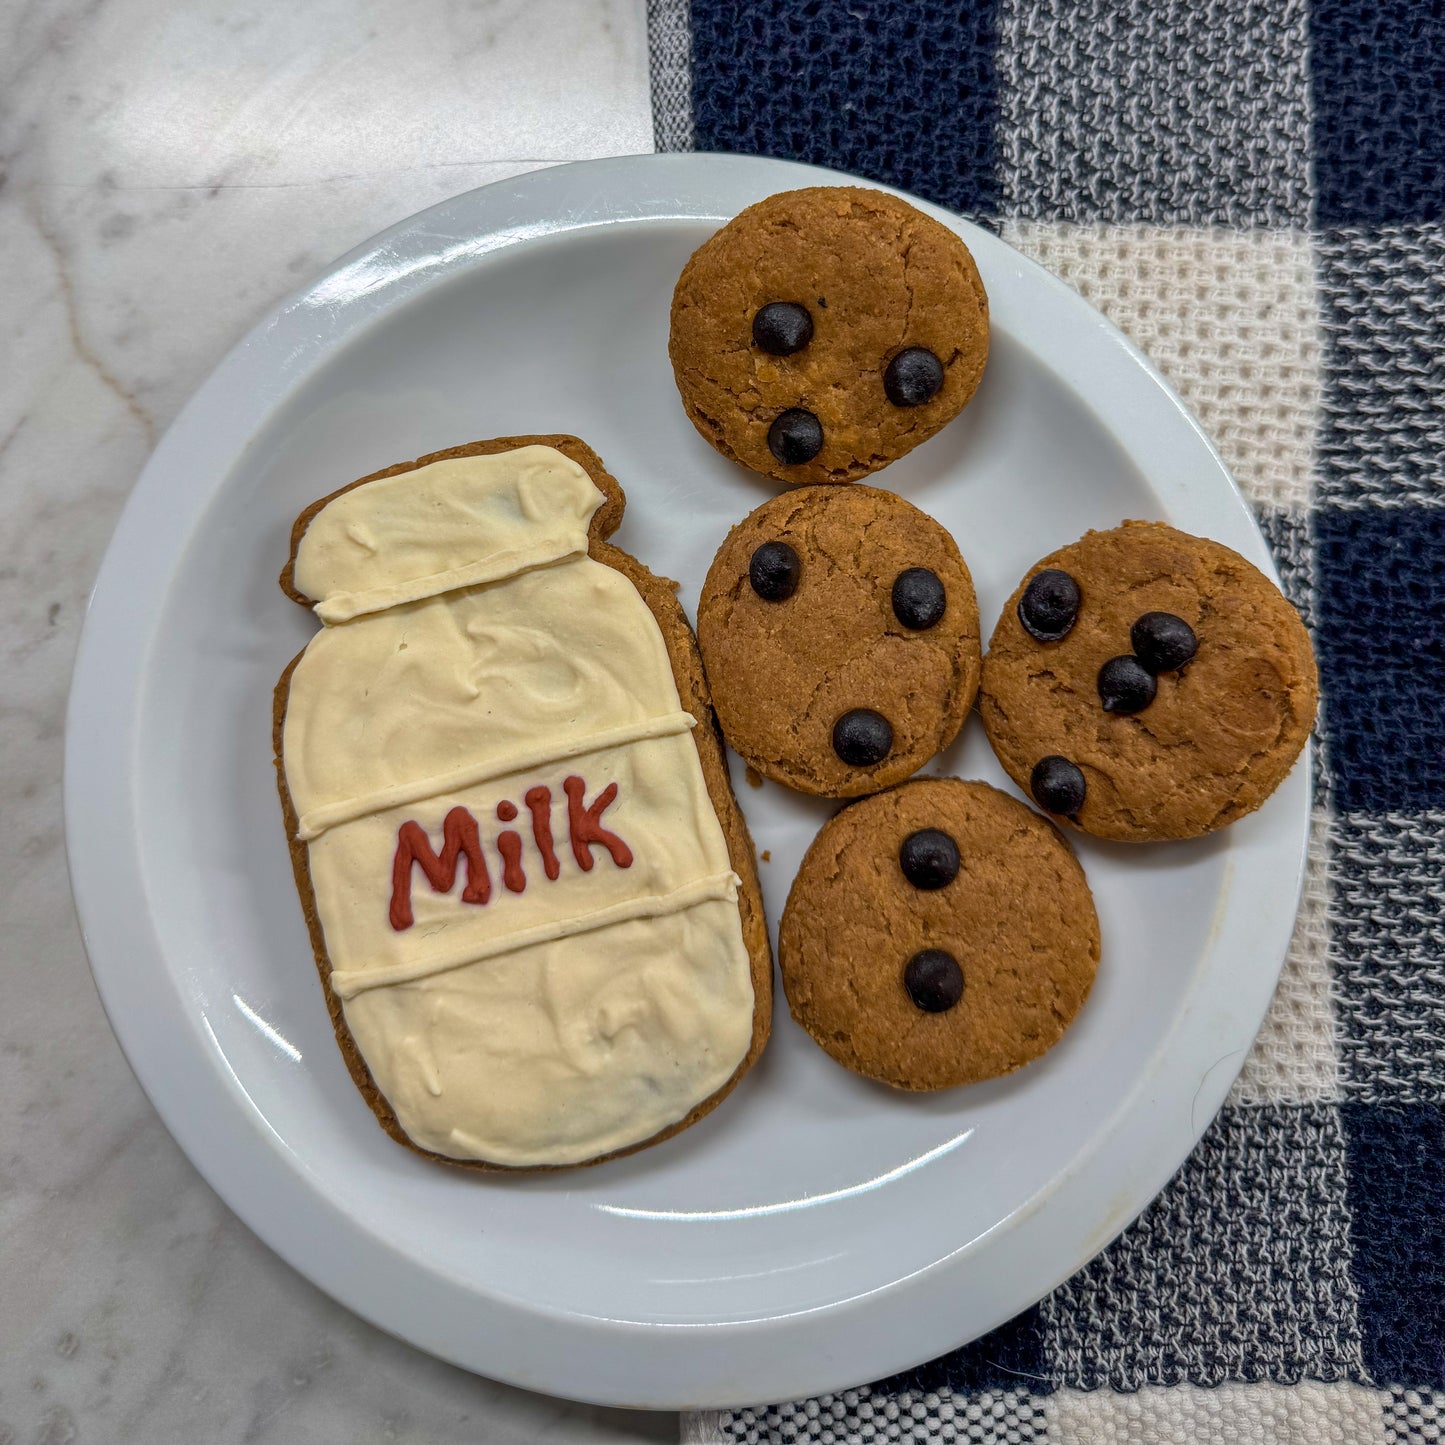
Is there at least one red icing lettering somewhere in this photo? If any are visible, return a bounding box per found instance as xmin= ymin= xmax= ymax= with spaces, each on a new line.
xmin=497 ymin=830 xmax=527 ymax=893
xmin=387 ymin=778 xmax=631 ymax=927
xmin=562 ymin=776 xmax=633 ymax=872
xmin=389 ymin=806 xmax=491 ymax=931
xmin=524 ymin=785 xmax=561 ymax=880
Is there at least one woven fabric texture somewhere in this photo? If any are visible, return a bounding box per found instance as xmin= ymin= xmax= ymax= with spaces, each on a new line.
xmin=654 ymin=0 xmax=1445 ymax=1438
xmin=646 ymin=0 xmax=694 ymax=152
xmin=996 ymin=0 xmax=1311 ymax=226
xmin=1001 ymin=222 xmax=1321 ymax=515
xmin=1317 ymin=227 xmax=1445 ymax=509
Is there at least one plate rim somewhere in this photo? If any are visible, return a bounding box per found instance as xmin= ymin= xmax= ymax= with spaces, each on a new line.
xmin=64 ymin=152 xmax=1310 ymax=1408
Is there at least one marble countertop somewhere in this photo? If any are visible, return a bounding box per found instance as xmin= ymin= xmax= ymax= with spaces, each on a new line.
xmin=0 ymin=1 xmax=677 ymax=1438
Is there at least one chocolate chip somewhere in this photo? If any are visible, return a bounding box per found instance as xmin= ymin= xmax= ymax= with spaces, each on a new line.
xmin=1098 ymin=655 xmax=1157 ymax=714
xmin=749 ymin=541 xmax=801 ymax=601
xmin=884 ymin=347 xmax=945 ymax=407
xmin=892 ymin=568 xmax=947 ymax=630
xmin=1018 ymin=569 xmax=1081 ymax=642
xmin=1031 ymin=755 xmax=1086 ymax=816
xmin=768 ymin=408 xmax=823 ymax=465
xmin=832 ymin=709 xmax=892 ymax=766
xmin=1131 ymin=611 xmax=1198 ymax=674
xmin=904 ymin=949 xmax=964 ymax=1013
xmin=899 ymin=829 xmax=960 ymax=889
xmin=752 ymin=302 xmax=814 ymax=356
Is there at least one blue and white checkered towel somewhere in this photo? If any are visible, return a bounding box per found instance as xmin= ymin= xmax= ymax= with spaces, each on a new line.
xmin=647 ymin=1 xmax=1445 ymax=1439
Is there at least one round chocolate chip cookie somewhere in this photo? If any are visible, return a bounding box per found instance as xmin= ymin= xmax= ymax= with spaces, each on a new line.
xmin=780 ymin=778 xmax=1099 ymax=1090
xmin=697 ymin=485 xmax=981 ymax=798
xmin=669 ymin=186 xmax=990 ymax=485
xmin=981 ymin=521 xmax=1318 ymax=843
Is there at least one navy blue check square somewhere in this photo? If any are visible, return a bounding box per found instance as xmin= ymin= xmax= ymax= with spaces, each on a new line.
xmin=1343 ymin=1103 xmax=1445 ymax=1388
xmin=691 ymin=0 xmax=1001 ymax=220
xmin=1314 ymin=506 xmax=1445 ymax=815
xmin=1310 ymin=0 xmax=1445 ymax=226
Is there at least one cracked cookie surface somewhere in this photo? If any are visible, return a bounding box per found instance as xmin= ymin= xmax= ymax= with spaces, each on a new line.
xmin=981 ymin=521 xmax=1318 ymax=843
xmin=669 ymin=186 xmax=989 ymax=485
xmin=780 ymin=778 xmax=1099 ymax=1090
xmin=697 ymin=485 xmax=980 ymax=798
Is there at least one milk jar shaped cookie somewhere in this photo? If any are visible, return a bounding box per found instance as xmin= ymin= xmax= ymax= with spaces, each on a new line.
xmin=273 ymin=437 xmax=770 ymax=1170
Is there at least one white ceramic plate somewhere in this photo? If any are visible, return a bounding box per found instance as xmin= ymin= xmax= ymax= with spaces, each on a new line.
xmin=66 ymin=154 xmax=1309 ymax=1410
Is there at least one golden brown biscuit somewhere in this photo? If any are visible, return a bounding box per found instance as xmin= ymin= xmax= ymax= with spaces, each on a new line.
xmin=275 ymin=436 xmax=771 ymax=1171
xmin=669 ymin=187 xmax=989 ymax=485
xmin=980 ymin=521 xmax=1318 ymax=842
xmin=697 ymin=484 xmax=981 ymax=798
xmin=780 ymin=778 xmax=1099 ymax=1090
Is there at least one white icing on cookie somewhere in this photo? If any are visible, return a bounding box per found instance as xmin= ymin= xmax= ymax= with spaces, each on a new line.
xmin=282 ymin=446 xmax=754 ymax=1166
